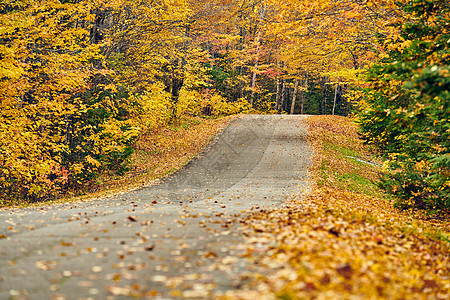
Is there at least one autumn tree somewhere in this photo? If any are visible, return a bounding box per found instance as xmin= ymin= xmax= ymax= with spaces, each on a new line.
xmin=0 ymin=0 xmax=138 ymax=201
xmin=0 ymin=0 xmax=251 ymax=203
xmin=263 ymin=0 xmax=407 ymax=115
xmin=359 ymin=0 xmax=450 ymax=212
xmin=187 ymin=0 xmax=278 ymax=111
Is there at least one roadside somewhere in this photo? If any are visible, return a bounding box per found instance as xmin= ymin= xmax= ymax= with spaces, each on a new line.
xmin=1 ymin=116 xmax=235 ymax=209
xmin=219 ymin=115 xmax=449 ymax=299
xmin=0 ymin=115 xmax=312 ymax=299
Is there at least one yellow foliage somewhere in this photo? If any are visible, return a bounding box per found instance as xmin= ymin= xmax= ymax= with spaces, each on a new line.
xmin=136 ymin=83 xmax=172 ymax=130
xmin=212 ymin=96 xmax=252 ymax=116
xmin=176 ymin=90 xmax=251 ymax=119
xmin=176 ymin=89 xmax=203 ymax=118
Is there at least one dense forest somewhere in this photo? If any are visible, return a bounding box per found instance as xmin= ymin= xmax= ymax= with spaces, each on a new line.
xmin=0 ymin=0 xmax=448 ymax=212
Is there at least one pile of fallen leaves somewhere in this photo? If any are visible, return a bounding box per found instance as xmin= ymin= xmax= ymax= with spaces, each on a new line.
xmin=219 ymin=115 xmax=449 ymax=300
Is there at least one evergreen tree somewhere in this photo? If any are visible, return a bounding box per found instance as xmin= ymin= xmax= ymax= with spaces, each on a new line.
xmin=359 ymin=0 xmax=450 ymax=212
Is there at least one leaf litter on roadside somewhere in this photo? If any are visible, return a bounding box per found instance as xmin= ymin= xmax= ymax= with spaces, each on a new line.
xmin=217 ymin=116 xmax=449 ymax=300
xmin=3 ymin=116 xmax=448 ymax=300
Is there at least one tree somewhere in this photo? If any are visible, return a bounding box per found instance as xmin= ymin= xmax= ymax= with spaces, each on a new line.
xmin=359 ymin=0 xmax=450 ymax=212
xmin=0 ymin=0 xmax=138 ymax=200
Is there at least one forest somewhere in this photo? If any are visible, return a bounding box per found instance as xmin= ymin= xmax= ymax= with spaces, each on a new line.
xmin=0 ymin=0 xmax=449 ymax=213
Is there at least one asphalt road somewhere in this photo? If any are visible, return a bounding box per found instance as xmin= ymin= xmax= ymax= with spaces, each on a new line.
xmin=0 ymin=115 xmax=312 ymax=299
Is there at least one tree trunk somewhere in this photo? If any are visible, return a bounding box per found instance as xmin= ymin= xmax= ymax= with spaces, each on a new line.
xmin=276 ymin=74 xmax=280 ymax=111
xmin=321 ymin=76 xmax=327 ymax=115
xmin=250 ymin=59 xmax=258 ymax=105
xmin=299 ymin=75 xmax=308 ymax=114
xmin=278 ymin=78 xmax=286 ymax=113
xmin=239 ymin=66 xmax=244 ymax=99
xmin=332 ymin=83 xmax=338 ymax=115
xmin=162 ymin=59 xmax=185 ymax=121
xmin=349 ymin=49 xmax=359 ymax=70
xmin=250 ymin=1 xmax=267 ymax=106
xmin=290 ymin=78 xmax=298 ymax=115
xmin=171 ymin=76 xmax=184 ymax=105
xmin=170 ymin=74 xmax=184 ymax=121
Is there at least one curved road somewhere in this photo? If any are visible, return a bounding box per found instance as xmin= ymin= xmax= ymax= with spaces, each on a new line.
xmin=0 ymin=115 xmax=312 ymax=299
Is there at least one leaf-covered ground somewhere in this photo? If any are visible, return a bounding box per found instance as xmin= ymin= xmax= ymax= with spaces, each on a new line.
xmin=1 ymin=116 xmax=234 ymax=209
xmin=219 ymin=115 xmax=449 ymax=300
xmin=93 ymin=116 xmax=236 ymax=195
xmin=2 ymin=115 xmax=448 ymax=300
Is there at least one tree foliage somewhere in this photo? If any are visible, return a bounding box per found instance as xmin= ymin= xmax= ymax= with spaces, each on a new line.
xmin=359 ymin=0 xmax=450 ymax=212
xmin=0 ymin=0 xmax=138 ymax=201
xmin=1 ymin=0 xmax=448 ymax=208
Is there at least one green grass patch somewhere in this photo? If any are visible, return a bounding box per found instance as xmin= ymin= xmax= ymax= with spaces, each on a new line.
xmin=320 ymin=139 xmax=384 ymax=197
xmin=325 ymin=142 xmax=358 ymax=157
xmin=336 ymin=172 xmax=377 ymax=195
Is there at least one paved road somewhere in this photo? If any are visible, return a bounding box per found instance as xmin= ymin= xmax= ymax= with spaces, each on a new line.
xmin=0 ymin=115 xmax=312 ymax=299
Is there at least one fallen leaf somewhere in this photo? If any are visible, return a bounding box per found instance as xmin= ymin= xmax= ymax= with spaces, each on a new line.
xmin=91 ymin=266 xmax=103 ymax=273
xmin=36 ymin=260 xmax=58 ymax=271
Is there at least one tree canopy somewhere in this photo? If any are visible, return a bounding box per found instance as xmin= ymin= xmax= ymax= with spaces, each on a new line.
xmin=0 ymin=0 xmax=448 ymax=212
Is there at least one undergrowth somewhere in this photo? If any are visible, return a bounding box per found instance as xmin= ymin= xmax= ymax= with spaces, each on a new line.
xmin=306 ymin=116 xmax=449 ymax=244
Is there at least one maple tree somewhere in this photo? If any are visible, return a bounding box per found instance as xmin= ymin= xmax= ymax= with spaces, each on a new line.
xmin=0 ymin=0 xmax=133 ymax=201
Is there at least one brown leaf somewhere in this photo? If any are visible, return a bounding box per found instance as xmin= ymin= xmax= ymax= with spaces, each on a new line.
xmin=336 ymin=263 xmax=353 ymax=279
xmin=328 ymin=227 xmax=340 ymax=237
xmin=145 ymin=245 xmax=155 ymax=251
xmin=128 ymin=216 xmax=137 ymax=222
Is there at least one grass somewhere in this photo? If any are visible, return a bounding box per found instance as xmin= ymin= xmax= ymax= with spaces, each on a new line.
xmin=318 ymin=130 xmax=385 ymax=199
xmin=336 ymin=172 xmax=377 ymax=195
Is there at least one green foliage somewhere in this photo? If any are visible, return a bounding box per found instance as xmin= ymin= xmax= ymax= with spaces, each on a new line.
xmin=64 ymin=83 xmax=139 ymax=184
xmin=359 ymin=0 xmax=450 ymax=213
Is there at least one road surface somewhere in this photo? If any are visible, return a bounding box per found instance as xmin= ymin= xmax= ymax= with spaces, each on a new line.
xmin=0 ymin=115 xmax=312 ymax=299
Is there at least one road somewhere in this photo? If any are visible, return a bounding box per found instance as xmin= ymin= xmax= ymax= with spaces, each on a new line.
xmin=0 ymin=115 xmax=312 ymax=299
